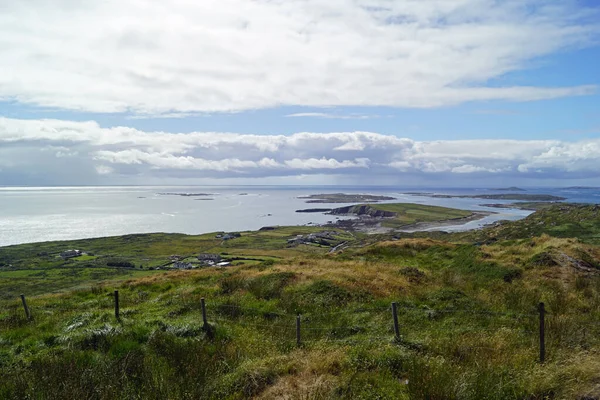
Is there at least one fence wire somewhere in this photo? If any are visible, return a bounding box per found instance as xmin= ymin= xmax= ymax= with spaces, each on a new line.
xmin=4 ymin=293 xmax=600 ymax=362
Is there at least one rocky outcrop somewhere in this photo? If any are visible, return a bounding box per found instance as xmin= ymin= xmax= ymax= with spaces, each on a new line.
xmin=328 ymin=205 xmax=396 ymax=218
xmin=296 ymin=208 xmax=332 ymax=213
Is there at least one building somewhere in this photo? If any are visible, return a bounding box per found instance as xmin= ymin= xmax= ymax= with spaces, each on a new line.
xmin=198 ymin=253 xmax=221 ymax=266
xmin=216 ymin=261 xmax=231 ymax=267
xmin=198 ymin=253 xmax=221 ymax=262
xmin=60 ymin=249 xmax=82 ymax=259
xmin=222 ymin=232 xmax=241 ymax=240
xmin=286 ymin=231 xmax=339 ymax=247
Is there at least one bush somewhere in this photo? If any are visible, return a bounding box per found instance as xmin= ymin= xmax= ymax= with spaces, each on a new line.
xmin=106 ymin=259 xmax=135 ymax=268
xmin=399 ymin=267 xmax=426 ymax=283
xmin=529 ymin=252 xmax=558 ymax=267
xmin=503 ymin=268 xmax=523 ymax=283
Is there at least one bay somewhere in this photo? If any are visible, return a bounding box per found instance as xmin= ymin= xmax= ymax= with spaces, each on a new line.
xmin=0 ymin=185 xmax=598 ymax=246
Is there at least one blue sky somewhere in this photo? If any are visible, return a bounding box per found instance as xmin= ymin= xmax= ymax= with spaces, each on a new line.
xmin=0 ymin=0 xmax=599 ymax=186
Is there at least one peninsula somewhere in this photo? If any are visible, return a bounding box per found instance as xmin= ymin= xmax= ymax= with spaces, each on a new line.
xmin=324 ymin=203 xmax=488 ymax=233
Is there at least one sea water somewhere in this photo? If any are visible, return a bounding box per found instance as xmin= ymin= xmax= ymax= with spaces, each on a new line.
xmin=0 ymin=186 xmax=598 ymax=246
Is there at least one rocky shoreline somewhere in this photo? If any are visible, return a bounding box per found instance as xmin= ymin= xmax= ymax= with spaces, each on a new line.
xmin=394 ymin=211 xmax=493 ymax=233
xmin=322 ymin=208 xmax=493 ymax=234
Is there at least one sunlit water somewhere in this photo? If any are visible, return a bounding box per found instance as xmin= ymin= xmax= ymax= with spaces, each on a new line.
xmin=0 ymin=186 xmax=598 ymax=246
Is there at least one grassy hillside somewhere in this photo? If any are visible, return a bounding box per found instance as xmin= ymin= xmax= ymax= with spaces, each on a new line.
xmin=0 ymin=227 xmax=355 ymax=298
xmin=2 ymin=205 xmax=600 ymax=398
xmin=460 ymin=204 xmax=600 ymax=243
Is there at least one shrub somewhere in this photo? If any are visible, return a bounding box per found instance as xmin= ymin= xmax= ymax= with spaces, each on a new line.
xmin=399 ymin=267 xmax=426 ymax=283
xmin=503 ymin=268 xmax=523 ymax=283
xmin=106 ymin=259 xmax=135 ymax=268
xmin=529 ymin=252 xmax=558 ymax=267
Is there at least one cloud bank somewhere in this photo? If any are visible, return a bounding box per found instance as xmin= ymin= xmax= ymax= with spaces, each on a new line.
xmin=0 ymin=0 xmax=597 ymax=115
xmin=1 ymin=117 xmax=600 ymax=185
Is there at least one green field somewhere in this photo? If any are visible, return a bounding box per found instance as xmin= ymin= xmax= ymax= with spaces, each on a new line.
xmin=369 ymin=203 xmax=473 ymax=227
xmin=2 ymin=204 xmax=600 ymax=398
xmin=0 ymin=226 xmax=357 ymax=298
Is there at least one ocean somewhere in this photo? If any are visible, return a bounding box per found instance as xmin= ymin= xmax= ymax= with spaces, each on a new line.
xmin=1 ymin=186 xmax=599 ymax=247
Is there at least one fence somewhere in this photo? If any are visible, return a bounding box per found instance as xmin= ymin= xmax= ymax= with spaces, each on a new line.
xmin=9 ymin=292 xmax=554 ymax=363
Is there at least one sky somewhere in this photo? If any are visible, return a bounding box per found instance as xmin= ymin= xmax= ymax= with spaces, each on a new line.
xmin=0 ymin=0 xmax=599 ymax=187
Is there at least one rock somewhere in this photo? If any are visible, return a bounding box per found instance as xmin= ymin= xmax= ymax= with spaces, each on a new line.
xmin=328 ymin=204 xmax=396 ymax=218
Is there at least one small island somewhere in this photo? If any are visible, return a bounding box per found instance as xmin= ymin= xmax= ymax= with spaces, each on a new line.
xmin=481 ymin=201 xmax=577 ymax=211
xmin=404 ymin=193 xmax=565 ymax=201
xmin=158 ymin=193 xmax=214 ymax=197
xmin=296 ymin=208 xmax=333 ymax=213
xmin=491 ymin=187 xmax=525 ymax=191
xmin=298 ymin=193 xmax=396 ymax=203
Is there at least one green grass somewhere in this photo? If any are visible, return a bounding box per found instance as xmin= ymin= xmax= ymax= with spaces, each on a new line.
xmin=370 ymin=203 xmax=472 ymax=227
xmin=0 ymin=267 xmax=161 ymax=299
xmin=0 ymin=227 xmax=357 ymax=298
xmin=74 ymin=255 xmax=98 ymax=261
xmin=2 ymin=205 xmax=600 ymax=398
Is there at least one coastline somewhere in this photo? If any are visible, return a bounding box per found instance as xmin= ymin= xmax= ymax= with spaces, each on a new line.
xmin=326 ymin=211 xmax=493 ymax=234
xmin=6 ymin=186 xmax=591 ymax=246
xmin=395 ymin=211 xmax=493 ymax=233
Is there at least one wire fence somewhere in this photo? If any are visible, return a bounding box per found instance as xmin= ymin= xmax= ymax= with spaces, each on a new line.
xmin=6 ymin=289 xmax=598 ymax=364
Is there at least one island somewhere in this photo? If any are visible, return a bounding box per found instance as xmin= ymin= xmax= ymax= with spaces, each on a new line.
xmin=491 ymin=187 xmax=525 ymax=191
xmin=298 ymin=193 xmax=396 ymax=203
xmin=158 ymin=192 xmax=214 ymax=197
xmin=481 ymin=201 xmax=579 ymax=211
xmin=404 ymin=193 xmax=566 ymax=201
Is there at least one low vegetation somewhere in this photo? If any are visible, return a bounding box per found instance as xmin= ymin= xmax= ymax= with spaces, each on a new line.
xmin=369 ymin=203 xmax=473 ymax=228
xmin=1 ymin=204 xmax=600 ymax=398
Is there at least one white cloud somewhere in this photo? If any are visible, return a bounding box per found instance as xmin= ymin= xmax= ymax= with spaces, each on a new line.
xmin=286 ymin=113 xmax=378 ymax=120
xmin=0 ymin=0 xmax=597 ymax=115
xmin=95 ymin=165 xmax=114 ymax=175
xmin=3 ymin=117 xmax=600 ymax=185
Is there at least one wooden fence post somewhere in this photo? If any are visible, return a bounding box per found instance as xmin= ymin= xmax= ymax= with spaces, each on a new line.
xmin=392 ymin=302 xmax=400 ymax=341
xmin=201 ymin=298 xmax=208 ymax=327
xmin=20 ymin=294 xmax=31 ymax=320
xmin=296 ymin=315 xmax=301 ymax=347
xmin=114 ymin=290 xmax=120 ymax=320
xmin=539 ymin=302 xmax=545 ymax=363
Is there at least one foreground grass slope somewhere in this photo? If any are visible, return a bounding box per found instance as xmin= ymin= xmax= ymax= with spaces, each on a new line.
xmin=1 ymin=204 xmax=600 ymax=398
